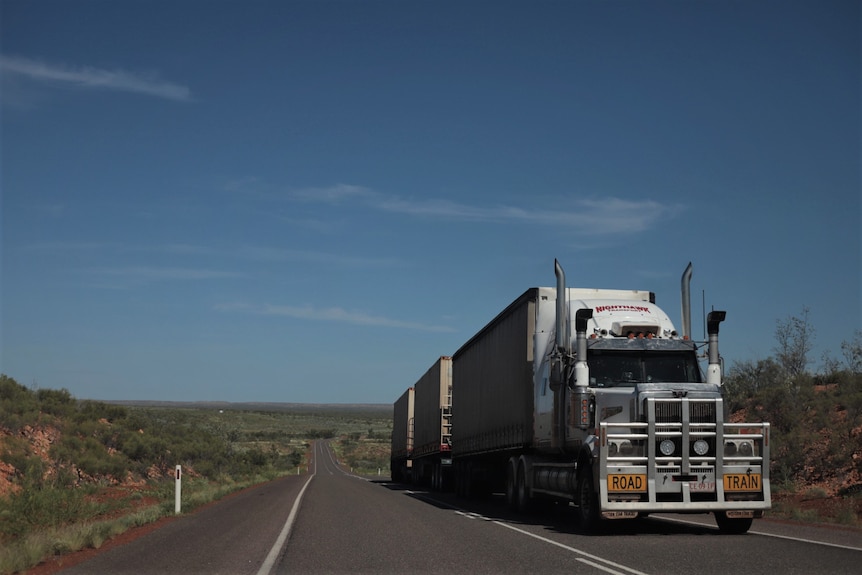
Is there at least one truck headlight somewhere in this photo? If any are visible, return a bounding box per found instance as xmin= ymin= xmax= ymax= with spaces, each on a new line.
xmin=659 ymin=439 xmax=675 ymax=456
xmin=692 ymin=439 xmax=709 ymax=456
xmin=724 ymin=440 xmax=755 ymax=457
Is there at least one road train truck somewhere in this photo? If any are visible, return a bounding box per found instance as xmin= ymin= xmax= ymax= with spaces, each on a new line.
xmin=451 ymin=260 xmax=770 ymax=534
xmin=390 ymin=387 xmax=414 ymax=483
xmin=410 ymin=357 xmax=454 ymax=490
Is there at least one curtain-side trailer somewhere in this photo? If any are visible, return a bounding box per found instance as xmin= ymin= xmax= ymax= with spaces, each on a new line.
xmin=390 ymin=387 xmax=414 ymax=483
xmin=411 ymin=357 xmax=453 ymax=490
xmin=451 ymin=260 xmax=770 ymax=534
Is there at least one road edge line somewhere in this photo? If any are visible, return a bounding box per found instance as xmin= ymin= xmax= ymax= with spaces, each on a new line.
xmin=256 ymin=473 xmax=314 ymax=575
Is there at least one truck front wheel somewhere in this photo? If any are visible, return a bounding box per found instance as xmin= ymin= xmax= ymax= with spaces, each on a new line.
xmin=714 ymin=512 xmax=753 ymax=534
xmin=576 ymin=467 xmax=599 ymax=531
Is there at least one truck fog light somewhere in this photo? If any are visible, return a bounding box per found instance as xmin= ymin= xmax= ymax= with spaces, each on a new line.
xmin=693 ymin=439 xmax=709 ymax=456
xmin=609 ymin=442 xmax=618 ymax=456
xmin=724 ymin=441 xmax=737 ymax=456
xmin=659 ymin=439 xmax=675 ymax=456
xmin=738 ymin=441 xmax=753 ymax=456
xmin=619 ymin=440 xmax=633 ymax=455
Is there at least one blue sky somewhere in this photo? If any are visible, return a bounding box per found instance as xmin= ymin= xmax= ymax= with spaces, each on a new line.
xmin=1 ymin=0 xmax=859 ymax=404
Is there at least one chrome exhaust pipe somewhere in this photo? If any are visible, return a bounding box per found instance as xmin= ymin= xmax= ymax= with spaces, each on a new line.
xmin=707 ymin=310 xmax=726 ymax=385
xmin=555 ymin=259 xmax=569 ymax=353
xmin=680 ymin=262 xmax=693 ymax=339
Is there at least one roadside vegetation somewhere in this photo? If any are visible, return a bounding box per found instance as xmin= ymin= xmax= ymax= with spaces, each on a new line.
xmin=0 ymin=378 xmax=391 ymax=574
xmin=331 ymin=429 xmax=391 ymax=477
xmin=723 ymin=312 xmax=862 ymax=527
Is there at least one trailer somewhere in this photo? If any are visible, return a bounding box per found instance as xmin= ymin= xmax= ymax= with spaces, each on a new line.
xmin=451 ymin=260 xmax=770 ymax=534
xmin=410 ymin=357 xmax=453 ymax=491
xmin=390 ymin=387 xmax=414 ymax=483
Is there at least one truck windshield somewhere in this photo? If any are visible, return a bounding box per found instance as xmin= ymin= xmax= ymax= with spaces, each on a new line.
xmin=588 ymin=351 xmax=702 ymax=387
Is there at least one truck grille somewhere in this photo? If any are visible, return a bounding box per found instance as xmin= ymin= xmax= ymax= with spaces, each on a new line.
xmin=690 ymin=402 xmax=716 ymax=424
xmin=651 ymin=399 xmax=716 ymax=424
xmin=647 ymin=398 xmax=719 ymax=458
xmin=654 ymin=402 xmax=681 ymax=423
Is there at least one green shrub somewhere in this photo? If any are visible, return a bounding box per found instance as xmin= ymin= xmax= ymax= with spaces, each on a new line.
xmin=0 ymin=375 xmax=40 ymax=429
xmin=36 ymin=388 xmax=75 ymax=418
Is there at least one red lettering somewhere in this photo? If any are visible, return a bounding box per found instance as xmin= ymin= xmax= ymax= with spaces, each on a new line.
xmin=594 ymin=305 xmax=651 ymax=314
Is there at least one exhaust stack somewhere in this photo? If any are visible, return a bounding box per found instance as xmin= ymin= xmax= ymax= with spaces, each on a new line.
xmin=574 ymin=309 xmax=593 ymax=388
xmin=555 ymin=259 xmax=569 ymax=353
xmin=706 ymin=310 xmax=726 ymax=385
xmin=681 ymin=262 xmax=693 ymax=339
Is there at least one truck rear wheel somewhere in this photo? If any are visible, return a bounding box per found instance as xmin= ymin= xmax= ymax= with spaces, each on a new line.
xmin=714 ymin=512 xmax=753 ymax=534
xmin=576 ymin=467 xmax=599 ymax=532
xmin=516 ymin=464 xmax=531 ymax=513
xmin=455 ymin=460 xmax=474 ymax=499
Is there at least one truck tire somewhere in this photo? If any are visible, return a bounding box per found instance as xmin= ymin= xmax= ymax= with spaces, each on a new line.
xmin=516 ymin=463 xmax=531 ymax=513
xmin=456 ymin=460 xmax=473 ymax=499
xmin=455 ymin=461 xmax=465 ymax=498
xmin=505 ymin=460 xmax=518 ymax=511
xmin=714 ymin=512 xmax=753 ymax=534
xmin=576 ymin=467 xmax=599 ymax=532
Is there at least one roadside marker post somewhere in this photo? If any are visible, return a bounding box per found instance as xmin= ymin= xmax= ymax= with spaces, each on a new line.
xmin=175 ymin=465 xmax=182 ymax=514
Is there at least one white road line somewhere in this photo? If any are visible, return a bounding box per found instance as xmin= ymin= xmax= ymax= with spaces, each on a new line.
xmin=494 ymin=520 xmax=649 ymax=575
xmin=319 ymin=440 xmax=345 ymax=475
xmin=749 ymin=531 xmax=862 ymax=552
xmin=654 ymin=516 xmax=862 ymax=552
xmin=578 ymin=557 xmax=638 ymax=575
xmin=256 ymin=448 xmax=317 ymax=575
xmin=317 ymin=440 xmax=371 ymax=480
xmin=419 ymin=493 xmax=647 ymax=575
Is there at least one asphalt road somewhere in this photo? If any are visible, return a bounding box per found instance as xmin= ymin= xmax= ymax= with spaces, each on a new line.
xmin=61 ymin=441 xmax=862 ymax=574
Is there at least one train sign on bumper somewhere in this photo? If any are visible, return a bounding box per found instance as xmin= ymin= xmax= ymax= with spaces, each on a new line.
xmin=723 ymin=473 xmax=761 ymax=492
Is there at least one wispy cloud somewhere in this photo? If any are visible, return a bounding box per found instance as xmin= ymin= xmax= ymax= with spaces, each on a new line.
xmin=284 ymin=184 xmax=683 ymax=235
xmin=91 ymin=266 xmax=242 ymax=282
xmin=230 ymin=246 xmax=399 ymax=267
xmin=20 ymin=242 xmax=396 ymax=267
xmin=289 ymin=184 xmax=374 ymax=204
xmin=216 ymin=302 xmax=456 ymax=333
xmin=0 ymin=55 xmax=192 ymax=102
xmin=154 ymin=244 xmax=398 ymax=267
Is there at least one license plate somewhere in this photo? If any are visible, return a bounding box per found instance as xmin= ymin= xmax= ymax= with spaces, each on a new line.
xmin=608 ymin=474 xmax=647 ymax=492
xmin=690 ymin=481 xmax=716 ymax=493
xmin=723 ymin=473 xmax=761 ymax=492
xmin=602 ymin=511 xmax=639 ymax=519
xmin=725 ymin=510 xmax=755 ymax=518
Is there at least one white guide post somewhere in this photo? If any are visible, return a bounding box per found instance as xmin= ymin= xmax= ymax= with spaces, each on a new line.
xmin=175 ymin=465 xmax=182 ymax=514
